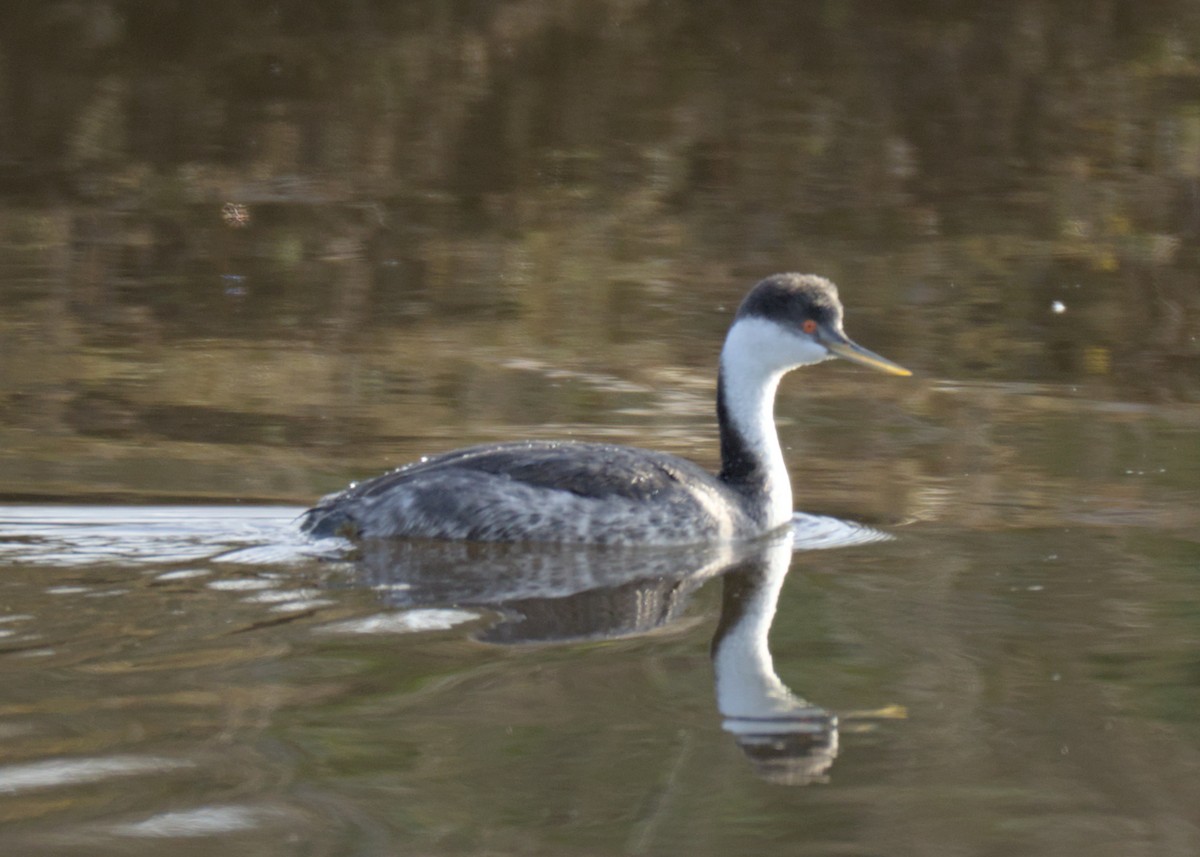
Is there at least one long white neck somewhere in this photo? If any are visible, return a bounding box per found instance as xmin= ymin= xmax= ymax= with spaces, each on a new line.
xmin=717 ymin=317 xmax=827 ymax=530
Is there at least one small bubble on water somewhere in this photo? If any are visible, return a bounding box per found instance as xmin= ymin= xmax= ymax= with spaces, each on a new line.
xmin=221 ymin=274 xmax=248 ymax=297
xmin=207 ymin=578 xmax=276 ymax=592
xmin=12 ymin=648 xmax=55 ymax=658
xmin=155 ymin=569 xmax=210 ymax=581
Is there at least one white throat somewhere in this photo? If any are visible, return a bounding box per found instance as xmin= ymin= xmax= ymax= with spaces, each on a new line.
xmin=719 ymin=317 xmax=829 ymax=530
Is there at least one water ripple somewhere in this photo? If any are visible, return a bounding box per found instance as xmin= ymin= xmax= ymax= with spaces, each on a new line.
xmin=0 ymin=755 xmax=193 ymax=794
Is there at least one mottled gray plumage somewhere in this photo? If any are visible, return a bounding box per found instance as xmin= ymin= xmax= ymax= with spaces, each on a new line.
xmin=302 ymin=440 xmax=763 ymax=544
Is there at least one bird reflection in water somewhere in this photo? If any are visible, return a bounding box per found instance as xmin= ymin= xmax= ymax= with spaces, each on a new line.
xmin=344 ymin=514 xmax=890 ymax=784
xmin=712 ymin=532 xmax=840 ymax=786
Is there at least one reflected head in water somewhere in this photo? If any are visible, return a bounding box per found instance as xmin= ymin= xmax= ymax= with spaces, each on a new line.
xmin=302 ymin=273 xmax=910 ymax=545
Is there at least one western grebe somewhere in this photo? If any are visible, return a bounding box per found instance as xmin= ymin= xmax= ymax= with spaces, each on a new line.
xmin=301 ymin=273 xmax=910 ymax=544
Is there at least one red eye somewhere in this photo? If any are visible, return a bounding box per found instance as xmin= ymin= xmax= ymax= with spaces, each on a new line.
xmin=802 ymin=319 xmax=818 ymax=334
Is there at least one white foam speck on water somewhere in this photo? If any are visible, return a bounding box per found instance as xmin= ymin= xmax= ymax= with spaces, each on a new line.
xmin=154 ymin=569 xmax=211 ymax=581
xmin=269 ymin=598 xmax=336 ymax=613
xmin=109 ymin=804 xmax=276 ymax=838
xmin=242 ymin=588 xmax=322 ymax=604
xmin=319 ymin=609 xmax=480 ymax=635
xmin=0 ymin=755 xmax=193 ymax=794
xmin=206 ymin=577 xmax=279 ymax=591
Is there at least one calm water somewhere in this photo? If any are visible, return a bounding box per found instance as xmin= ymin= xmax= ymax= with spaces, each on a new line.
xmin=3 ymin=3 xmax=1200 ymax=855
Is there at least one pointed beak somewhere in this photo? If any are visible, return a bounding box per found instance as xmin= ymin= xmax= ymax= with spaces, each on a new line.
xmin=819 ymin=327 xmax=912 ymax=376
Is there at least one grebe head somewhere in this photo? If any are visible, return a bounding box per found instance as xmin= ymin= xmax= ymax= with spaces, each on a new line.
xmin=716 ymin=273 xmax=908 ymax=524
xmin=733 ymin=273 xmax=911 ymax=377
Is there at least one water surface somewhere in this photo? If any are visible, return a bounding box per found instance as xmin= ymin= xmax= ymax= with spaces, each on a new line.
xmin=3 ymin=3 xmax=1200 ymax=855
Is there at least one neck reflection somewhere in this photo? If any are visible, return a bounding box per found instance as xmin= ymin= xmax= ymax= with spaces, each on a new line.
xmin=711 ymin=531 xmax=838 ymax=786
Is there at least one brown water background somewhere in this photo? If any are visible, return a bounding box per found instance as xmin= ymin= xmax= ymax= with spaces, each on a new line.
xmin=2 ymin=3 xmax=1200 ymax=855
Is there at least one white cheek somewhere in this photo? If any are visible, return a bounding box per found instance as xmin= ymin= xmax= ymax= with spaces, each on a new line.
xmin=722 ymin=317 xmax=829 ymax=374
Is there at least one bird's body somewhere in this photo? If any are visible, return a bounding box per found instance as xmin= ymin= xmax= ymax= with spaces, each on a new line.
xmin=302 ymin=273 xmax=909 ymax=545
xmin=304 ymin=440 xmax=762 ymax=544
